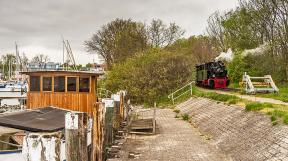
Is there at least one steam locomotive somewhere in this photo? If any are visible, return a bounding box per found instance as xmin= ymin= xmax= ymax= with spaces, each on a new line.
xmin=196 ymin=61 xmax=229 ymax=89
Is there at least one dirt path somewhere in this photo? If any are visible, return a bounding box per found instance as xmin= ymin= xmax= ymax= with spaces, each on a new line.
xmin=201 ymin=88 xmax=288 ymax=106
xmin=115 ymin=109 xmax=231 ymax=161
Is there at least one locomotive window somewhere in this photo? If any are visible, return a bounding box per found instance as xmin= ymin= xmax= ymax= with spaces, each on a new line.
xmin=30 ymin=76 xmax=40 ymax=91
xmin=79 ymin=77 xmax=90 ymax=92
xmin=54 ymin=76 xmax=65 ymax=92
xmin=43 ymin=77 xmax=52 ymax=91
xmin=67 ymin=77 xmax=77 ymax=92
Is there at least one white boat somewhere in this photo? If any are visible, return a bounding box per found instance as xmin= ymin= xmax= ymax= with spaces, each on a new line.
xmin=5 ymin=81 xmax=27 ymax=92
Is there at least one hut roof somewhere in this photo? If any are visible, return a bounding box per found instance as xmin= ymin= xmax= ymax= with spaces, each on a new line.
xmin=21 ymin=70 xmax=104 ymax=76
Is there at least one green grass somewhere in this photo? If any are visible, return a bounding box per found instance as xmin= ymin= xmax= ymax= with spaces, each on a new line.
xmin=245 ymin=102 xmax=273 ymax=111
xmin=254 ymin=85 xmax=288 ymax=102
xmin=193 ymin=87 xmax=240 ymax=105
xmin=194 ymin=86 xmax=288 ymax=125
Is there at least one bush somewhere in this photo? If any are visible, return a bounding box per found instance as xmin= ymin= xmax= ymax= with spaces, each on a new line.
xmin=271 ymin=115 xmax=277 ymax=122
xmin=173 ymin=109 xmax=180 ymax=114
xmin=181 ymin=113 xmax=190 ymax=121
xmin=105 ymin=48 xmax=193 ymax=105
xmin=283 ymin=116 xmax=288 ymax=124
xmin=227 ymin=52 xmax=246 ymax=83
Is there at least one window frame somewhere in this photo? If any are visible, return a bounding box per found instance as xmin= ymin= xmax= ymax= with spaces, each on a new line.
xmin=42 ymin=76 xmax=53 ymax=92
xmin=54 ymin=76 xmax=66 ymax=93
xmin=29 ymin=76 xmax=41 ymax=92
xmin=67 ymin=76 xmax=78 ymax=92
xmin=79 ymin=76 xmax=91 ymax=93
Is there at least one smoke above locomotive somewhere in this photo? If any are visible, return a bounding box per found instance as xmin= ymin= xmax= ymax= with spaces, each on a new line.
xmin=196 ymin=61 xmax=229 ymax=89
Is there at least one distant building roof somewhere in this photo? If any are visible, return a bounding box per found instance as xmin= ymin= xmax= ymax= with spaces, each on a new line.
xmin=21 ymin=70 xmax=104 ymax=76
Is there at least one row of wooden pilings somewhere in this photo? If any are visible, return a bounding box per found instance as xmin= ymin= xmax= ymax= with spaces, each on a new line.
xmin=66 ymin=92 xmax=127 ymax=161
xmin=22 ymin=92 xmax=127 ymax=161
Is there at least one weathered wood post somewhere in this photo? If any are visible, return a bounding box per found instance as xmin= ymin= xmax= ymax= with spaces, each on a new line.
xmin=153 ymin=102 xmax=156 ymax=134
xmin=91 ymin=103 xmax=98 ymax=161
xmin=65 ymin=112 xmax=88 ymax=161
xmin=22 ymin=132 xmax=62 ymax=161
xmin=91 ymin=102 xmax=105 ymax=161
xmin=120 ymin=92 xmax=124 ymax=120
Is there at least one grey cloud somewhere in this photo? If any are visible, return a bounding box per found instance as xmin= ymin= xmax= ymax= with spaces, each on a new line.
xmin=0 ymin=0 xmax=237 ymax=64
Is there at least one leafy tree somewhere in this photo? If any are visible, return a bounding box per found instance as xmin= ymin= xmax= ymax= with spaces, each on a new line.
xmin=227 ymin=52 xmax=246 ymax=83
xmin=1 ymin=54 xmax=16 ymax=79
xmin=166 ymin=35 xmax=217 ymax=63
xmin=86 ymin=63 xmax=93 ymax=68
xmin=221 ymin=8 xmax=260 ymax=51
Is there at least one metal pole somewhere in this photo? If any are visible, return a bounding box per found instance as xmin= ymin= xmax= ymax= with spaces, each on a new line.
xmin=190 ymin=83 xmax=193 ymax=96
xmin=153 ymin=102 xmax=156 ymax=134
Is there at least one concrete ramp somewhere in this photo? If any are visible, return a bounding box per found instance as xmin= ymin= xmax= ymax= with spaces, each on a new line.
xmin=176 ymin=97 xmax=288 ymax=161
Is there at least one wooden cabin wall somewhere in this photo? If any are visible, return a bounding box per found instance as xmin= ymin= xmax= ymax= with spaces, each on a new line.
xmin=26 ymin=76 xmax=97 ymax=114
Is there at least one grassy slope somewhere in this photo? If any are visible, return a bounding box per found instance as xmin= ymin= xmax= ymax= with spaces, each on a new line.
xmin=255 ymin=85 xmax=288 ymax=102
xmin=166 ymin=86 xmax=288 ymax=125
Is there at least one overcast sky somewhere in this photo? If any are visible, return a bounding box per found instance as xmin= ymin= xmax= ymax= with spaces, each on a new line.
xmin=0 ymin=0 xmax=238 ymax=64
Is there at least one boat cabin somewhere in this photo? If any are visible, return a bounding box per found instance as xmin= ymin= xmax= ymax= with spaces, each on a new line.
xmin=21 ymin=70 xmax=103 ymax=113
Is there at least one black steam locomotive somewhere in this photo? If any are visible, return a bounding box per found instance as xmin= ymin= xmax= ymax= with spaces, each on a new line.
xmin=196 ymin=61 xmax=229 ymax=89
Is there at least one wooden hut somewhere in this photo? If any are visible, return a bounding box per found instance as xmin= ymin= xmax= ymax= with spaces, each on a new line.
xmin=21 ymin=70 xmax=103 ymax=113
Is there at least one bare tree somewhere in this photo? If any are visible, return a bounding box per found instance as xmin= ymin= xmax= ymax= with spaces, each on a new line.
xmin=31 ymin=54 xmax=50 ymax=64
xmin=148 ymin=19 xmax=185 ymax=47
xmin=206 ymin=11 xmax=228 ymax=52
xmin=20 ymin=53 xmax=29 ymax=71
xmin=85 ymin=19 xmax=148 ymax=68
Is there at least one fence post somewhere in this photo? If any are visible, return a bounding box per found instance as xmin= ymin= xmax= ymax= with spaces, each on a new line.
xmin=190 ymin=83 xmax=193 ymax=96
xmin=153 ymin=102 xmax=156 ymax=134
xmin=172 ymin=93 xmax=174 ymax=104
xmin=92 ymin=103 xmax=99 ymax=161
xmin=65 ymin=112 xmax=88 ymax=161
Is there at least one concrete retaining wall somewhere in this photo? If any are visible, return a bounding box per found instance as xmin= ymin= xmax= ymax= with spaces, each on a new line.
xmin=176 ymin=97 xmax=288 ymax=161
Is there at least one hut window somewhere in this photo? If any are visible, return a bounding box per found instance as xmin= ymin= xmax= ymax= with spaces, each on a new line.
xmin=54 ymin=76 xmax=65 ymax=92
xmin=67 ymin=77 xmax=77 ymax=92
xmin=43 ymin=77 xmax=52 ymax=91
xmin=30 ymin=76 xmax=40 ymax=91
xmin=79 ymin=77 xmax=90 ymax=92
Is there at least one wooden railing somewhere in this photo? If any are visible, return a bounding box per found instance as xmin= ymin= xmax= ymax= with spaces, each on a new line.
xmin=168 ymin=81 xmax=194 ymax=104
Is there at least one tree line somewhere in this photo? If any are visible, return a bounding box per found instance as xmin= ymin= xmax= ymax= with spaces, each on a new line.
xmin=85 ymin=19 xmax=216 ymax=104
xmin=207 ymin=0 xmax=288 ymax=83
xmin=0 ymin=53 xmax=92 ymax=79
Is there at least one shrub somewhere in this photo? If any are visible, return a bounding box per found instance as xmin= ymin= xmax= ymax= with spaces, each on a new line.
xmin=272 ymin=121 xmax=278 ymax=126
xmin=283 ymin=116 xmax=288 ymax=124
xmin=271 ymin=115 xmax=277 ymax=122
xmin=181 ymin=113 xmax=190 ymax=121
xmin=173 ymin=109 xmax=180 ymax=114
xmin=105 ymin=48 xmax=193 ymax=105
